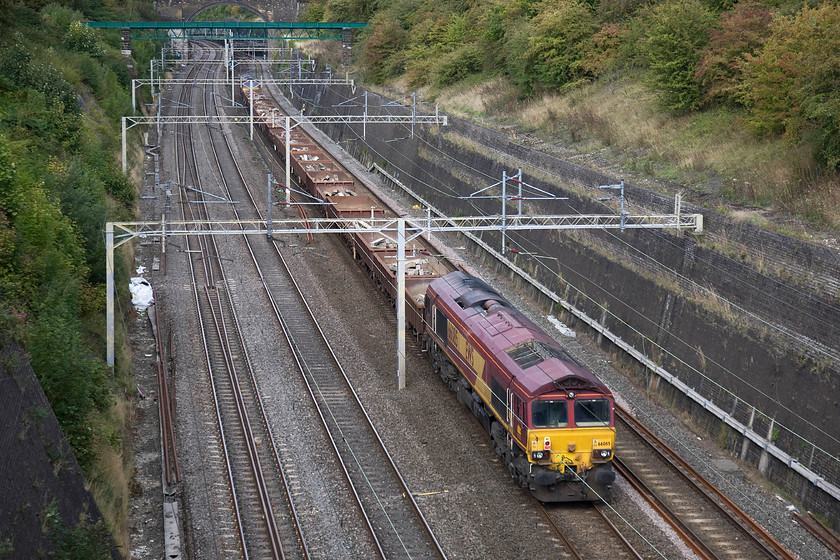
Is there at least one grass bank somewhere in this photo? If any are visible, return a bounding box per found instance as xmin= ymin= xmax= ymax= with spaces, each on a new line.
xmin=429 ymin=73 xmax=840 ymax=234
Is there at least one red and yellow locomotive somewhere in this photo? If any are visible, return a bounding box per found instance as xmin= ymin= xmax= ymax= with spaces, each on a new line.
xmin=424 ymin=271 xmax=616 ymax=501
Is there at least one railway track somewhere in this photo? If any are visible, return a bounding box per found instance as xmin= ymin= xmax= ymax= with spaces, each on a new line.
xmin=538 ymin=501 xmax=644 ymax=560
xmin=146 ymin=44 xmax=447 ymax=558
xmin=198 ymin=58 xmax=446 ymax=558
xmin=168 ymin=45 xmax=247 ymax=559
xmin=151 ymin=41 xmax=808 ymax=560
xmin=615 ymin=407 xmax=795 ymax=560
xmin=793 ymin=511 xmax=840 ymax=557
xmin=168 ymin=45 xmax=300 ymax=559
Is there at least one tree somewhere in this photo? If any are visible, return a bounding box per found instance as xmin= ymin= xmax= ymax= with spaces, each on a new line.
xmin=361 ymin=16 xmax=409 ymax=83
xmin=644 ymin=0 xmax=716 ymax=112
xmin=739 ymin=3 xmax=840 ymax=168
xmin=527 ymin=0 xmax=598 ymax=91
xmin=63 ymin=20 xmax=104 ymax=58
xmin=695 ymin=0 xmax=772 ymax=106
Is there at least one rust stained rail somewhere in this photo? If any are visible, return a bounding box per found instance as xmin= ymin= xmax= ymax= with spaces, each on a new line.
xmin=617 ymin=407 xmax=796 ymax=560
xmin=792 ymin=511 xmax=840 ymax=558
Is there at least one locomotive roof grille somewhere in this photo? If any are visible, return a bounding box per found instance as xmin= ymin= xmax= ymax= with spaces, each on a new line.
xmin=506 ymin=339 xmax=580 ymax=370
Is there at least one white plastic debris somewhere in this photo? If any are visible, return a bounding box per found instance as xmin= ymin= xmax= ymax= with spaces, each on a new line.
xmin=546 ymin=315 xmax=576 ymax=338
xmin=129 ymin=277 xmax=154 ymax=312
xmin=136 ymin=265 xmax=147 ymax=274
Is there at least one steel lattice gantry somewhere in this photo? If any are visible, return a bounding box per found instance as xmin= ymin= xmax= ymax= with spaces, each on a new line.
xmin=106 ymin=213 xmax=703 ymax=375
xmin=107 ymin=214 xmax=840 ymax=507
xmin=84 ymin=21 xmax=368 ymax=41
xmin=122 ymin=113 xmax=448 ymax=172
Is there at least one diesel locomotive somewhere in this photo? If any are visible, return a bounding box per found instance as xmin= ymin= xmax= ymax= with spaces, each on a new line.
xmin=424 ymin=271 xmax=615 ymax=501
xmin=241 ymin=78 xmax=616 ymax=502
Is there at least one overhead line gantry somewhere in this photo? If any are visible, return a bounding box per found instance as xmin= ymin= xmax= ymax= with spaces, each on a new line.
xmin=84 ymin=20 xmax=368 ymax=41
xmin=106 ymin=211 xmax=703 ymax=376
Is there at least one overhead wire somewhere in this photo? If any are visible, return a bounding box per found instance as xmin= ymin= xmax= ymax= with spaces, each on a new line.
xmin=333 ymin=83 xmax=840 ymax=449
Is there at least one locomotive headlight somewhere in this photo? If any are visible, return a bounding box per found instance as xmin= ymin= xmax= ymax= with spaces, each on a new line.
xmin=593 ymin=449 xmax=612 ymax=460
xmin=531 ymin=450 xmax=550 ymax=461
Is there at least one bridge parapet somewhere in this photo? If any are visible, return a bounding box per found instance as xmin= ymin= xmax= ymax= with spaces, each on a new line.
xmin=154 ymin=0 xmax=299 ymax=22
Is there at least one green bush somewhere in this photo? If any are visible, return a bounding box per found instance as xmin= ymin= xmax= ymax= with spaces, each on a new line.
xmin=435 ymin=44 xmax=484 ymax=87
xmin=503 ymin=22 xmax=536 ymax=95
xmin=580 ymin=22 xmax=630 ymax=76
xmin=643 ymin=0 xmax=716 ymax=112
xmin=63 ymin=21 xmax=104 ymax=58
xmin=43 ymin=501 xmax=112 ymax=560
xmin=527 ymin=0 xmax=598 ymax=91
xmin=739 ymin=3 xmax=840 ymax=168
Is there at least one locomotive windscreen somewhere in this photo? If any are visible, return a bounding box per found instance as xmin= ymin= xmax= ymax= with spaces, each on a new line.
xmin=573 ymin=399 xmax=611 ymax=427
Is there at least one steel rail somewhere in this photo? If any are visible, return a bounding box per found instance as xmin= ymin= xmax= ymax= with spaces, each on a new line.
xmin=617 ymin=407 xmax=795 ymax=560
xmin=792 ymin=512 xmax=840 ymax=558
xmin=613 ymin=458 xmax=717 ymax=559
xmin=204 ymin=284 xmax=283 ymax=559
xmin=537 ymin=500 xmax=643 ymax=560
xmin=253 ymin=72 xmax=447 ymax=558
xmin=190 ymin=49 xmax=287 ymax=559
xmin=218 ymin=60 xmax=385 ymax=557
xmin=202 ymin=60 xmax=310 ymax=558
xmin=150 ymin=301 xmax=181 ymax=485
xmin=175 ymin=47 xmax=249 ymax=559
xmin=592 ymin=503 xmax=645 ymax=560
xmin=535 ymin=503 xmax=583 ymax=560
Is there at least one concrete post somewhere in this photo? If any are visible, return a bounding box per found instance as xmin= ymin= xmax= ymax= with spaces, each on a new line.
xmin=501 ymin=170 xmax=507 ymax=252
xmin=267 ymin=173 xmax=273 ymax=239
xmin=122 ymin=117 xmax=127 ymax=173
xmin=397 ymin=218 xmax=406 ymax=389
xmin=285 ymin=117 xmax=291 ymax=205
xmin=106 ymin=223 xmax=115 ymax=367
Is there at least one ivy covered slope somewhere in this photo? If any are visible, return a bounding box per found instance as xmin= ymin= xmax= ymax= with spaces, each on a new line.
xmin=0 ymin=0 xmax=159 ymax=552
xmin=306 ymin=0 xmax=840 ymax=230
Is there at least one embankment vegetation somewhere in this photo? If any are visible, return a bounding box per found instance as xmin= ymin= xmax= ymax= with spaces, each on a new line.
xmin=304 ymin=0 xmax=840 ymax=231
xmin=0 ymin=0 xmax=158 ymax=553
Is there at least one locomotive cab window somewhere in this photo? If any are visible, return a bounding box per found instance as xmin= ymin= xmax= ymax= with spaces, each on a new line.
xmin=573 ymin=399 xmax=611 ymax=427
xmin=531 ymin=400 xmax=568 ymax=428
xmin=434 ymin=306 xmax=447 ymax=339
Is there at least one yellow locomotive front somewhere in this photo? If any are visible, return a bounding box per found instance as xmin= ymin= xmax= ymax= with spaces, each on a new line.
xmin=524 ymin=392 xmax=616 ymax=501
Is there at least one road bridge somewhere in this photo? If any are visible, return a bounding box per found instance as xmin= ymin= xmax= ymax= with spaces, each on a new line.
xmin=85 ymin=20 xmax=367 ymax=61
xmin=154 ymin=0 xmax=296 ymax=22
